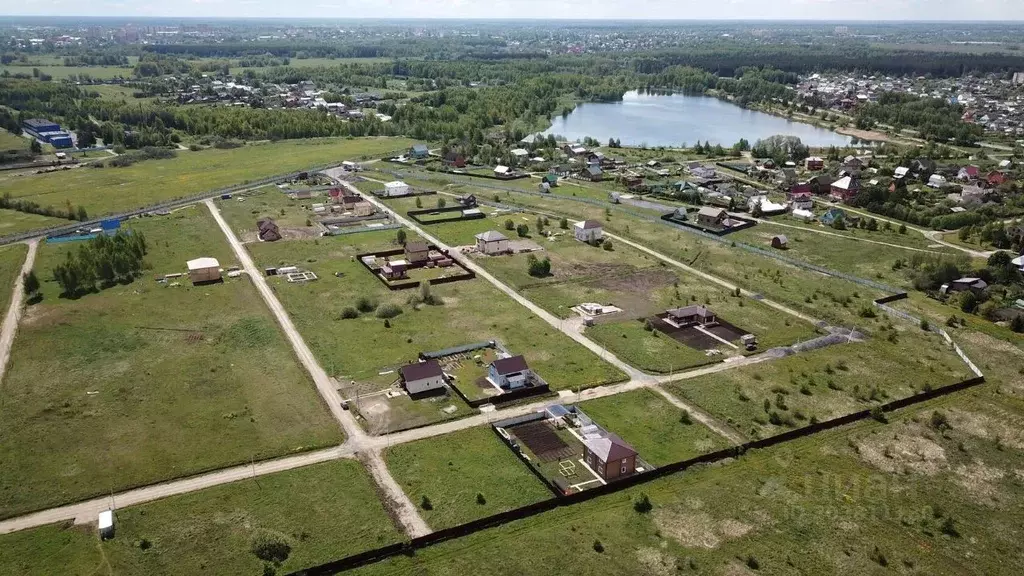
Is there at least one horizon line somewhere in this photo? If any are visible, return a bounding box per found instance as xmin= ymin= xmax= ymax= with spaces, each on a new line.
xmin=2 ymin=16 xmax=1024 ymax=24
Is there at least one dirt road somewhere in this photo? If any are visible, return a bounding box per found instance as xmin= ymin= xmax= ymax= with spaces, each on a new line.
xmin=0 ymin=240 xmax=38 ymax=385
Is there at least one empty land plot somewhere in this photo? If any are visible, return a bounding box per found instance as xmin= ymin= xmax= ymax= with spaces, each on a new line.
xmin=3 ymin=137 xmax=413 ymax=218
xmin=0 ymin=209 xmax=69 ymax=237
xmin=577 ymin=388 xmax=733 ymax=465
xmin=351 ymin=392 xmax=1024 ymax=576
xmin=0 ymin=209 xmax=341 ymax=519
xmin=384 ymin=426 xmax=553 ymax=530
xmin=0 ymin=459 xmax=401 ymax=576
xmin=668 ymin=327 xmax=970 ymax=441
xmin=0 ymin=129 xmax=29 ymax=150
xmin=245 ymin=231 xmax=627 ymax=397
xmin=216 ymin=188 xmax=325 ymax=241
xmin=0 ymin=243 xmax=28 ymax=312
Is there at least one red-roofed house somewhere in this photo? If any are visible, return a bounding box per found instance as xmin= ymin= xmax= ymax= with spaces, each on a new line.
xmin=987 ymin=171 xmax=1010 ymax=187
xmin=957 ymin=165 xmax=980 ymax=181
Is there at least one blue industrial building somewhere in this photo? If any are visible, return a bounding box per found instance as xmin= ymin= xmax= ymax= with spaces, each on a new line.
xmin=22 ymin=118 xmax=74 ymax=149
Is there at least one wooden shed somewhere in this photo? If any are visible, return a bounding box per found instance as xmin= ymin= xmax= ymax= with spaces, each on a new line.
xmin=187 ymin=257 xmax=222 ymax=284
xmin=771 ymin=235 xmax=788 ymax=249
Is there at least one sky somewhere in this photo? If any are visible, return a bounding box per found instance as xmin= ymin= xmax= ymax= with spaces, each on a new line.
xmin=1 ymin=0 xmax=1023 ymax=21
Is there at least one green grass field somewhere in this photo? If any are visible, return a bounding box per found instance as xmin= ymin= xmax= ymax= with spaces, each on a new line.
xmin=0 ymin=65 xmax=133 ymax=80
xmin=244 ymin=230 xmax=627 ymax=399
xmin=668 ymin=328 xmax=970 ymax=440
xmin=0 ymin=243 xmax=28 ymax=313
xmin=3 ymin=137 xmax=414 ymax=220
xmin=578 ymin=388 xmax=733 ymax=465
xmin=0 ymin=129 xmax=29 ymax=151
xmin=0 ymin=459 xmax=401 ymax=576
xmin=218 ymin=187 xmax=321 ymax=237
xmin=0 ymin=208 xmax=342 ymax=519
xmin=0 ymin=208 xmax=70 ymax=237
xmin=384 ymin=426 xmax=553 ymax=530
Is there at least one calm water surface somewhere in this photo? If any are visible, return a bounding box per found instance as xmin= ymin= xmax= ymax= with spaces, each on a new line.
xmin=545 ymin=91 xmax=853 ymax=148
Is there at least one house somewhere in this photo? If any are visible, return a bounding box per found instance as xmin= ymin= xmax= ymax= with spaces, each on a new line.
xmin=829 ymin=176 xmax=859 ymax=202
xmin=583 ymin=434 xmax=637 ymax=481
xmin=945 ymin=277 xmax=988 ymax=295
xmin=998 ymin=159 xmax=1013 ymax=169
xmin=475 ymin=230 xmax=510 ymax=255
xmin=352 ymin=201 xmax=375 ymax=217
xmin=957 ymin=165 xmax=980 ymax=181
xmin=381 ymin=260 xmax=408 ymax=280
xmin=805 ymin=156 xmax=824 ymax=171
xmin=581 ymin=165 xmax=603 ymax=181
xmin=911 ymin=158 xmax=936 ymax=177
xmin=511 ymin=148 xmax=529 ymax=161
xmin=776 ymin=168 xmax=798 ymax=186
xmin=187 ymin=257 xmax=221 ymax=284
xmin=488 ymin=355 xmax=532 ymax=390
xmin=748 ymin=195 xmax=787 ymax=215
xmin=820 ymin=207 xmax=848 ymax=227
xmin=665 ymin=305 xmax=717 ymax=327
xmin=383 ymin=181 xmax=411 ymax=197
xmin=771 ymin=235 xmax=788 ymax=249
xmin=542 ymin=174 xmax=559 ymax=186
xmin=404 ymin=241 xmax=430 ymax=263
xmin=987 ymin=171 xmax=1009 ymax=187
xmin=574 ymin=220 xmax=604 ymax=243
xmin=789 ymin=191 xmax=814 ymax=210
xmin=843 ymin=155 xmax=864 ymax=169
xmin=927 ymin=174 xmax=948 ymax=188
xmin=539 ymin=182 xmax=551 ymax=193
xmin=443 ymin=152 xmax=467 ymax=168
xmin=494 ymin=165 xmax=511 ymax=177
xmin=696 ymin=206 xmax=728 ymax=227
xmin=563 ymin=144 xmax=588 ymax=157
xmin=257 ymin=218 xmax=282 ymax=242
xmin=399 ymin=359 xmax=447 ymax=396
xmin=893 ymin=166 xmax=910 ymax=180
xmin=792 ymin=208 xmax=815 ymax=221
xmin=409 ymin=144 xmax=429 ymax=159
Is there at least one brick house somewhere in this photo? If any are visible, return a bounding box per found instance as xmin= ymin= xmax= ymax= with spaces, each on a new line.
xmin=583 ymin=434 xmax=638 ymax=481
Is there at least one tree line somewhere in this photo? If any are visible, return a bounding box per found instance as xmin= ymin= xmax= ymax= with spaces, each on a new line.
xmin=52 ymin=231 xmax=147 ymax=298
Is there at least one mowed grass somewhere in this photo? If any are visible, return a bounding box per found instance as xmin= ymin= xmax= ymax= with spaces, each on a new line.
xmin=352 ymin=391 xmax=1024 ymax=576
xmin=245 ymin=231 xmax=626 ymax=395
xmin=578 ymin=388 xmax=733 ymax=465
xmin=668 ymin=326 xmax=970 ymax=441
xmin=0 ymin=128 xmax=29 ymax=151
xmin=385 ymin=426 xmax=553 ymax=530
xmin=0 ymin=243 xmax=28 ymax=312
xmin=0 ymin=208 xmax=69 ymax=237
xmin=0 ymin=208 xmax=341 ymax=519
xmin=0 ymin=459 xmax=401 ymax=576
xmin=5 ymin=137 xmax=414 ymax=218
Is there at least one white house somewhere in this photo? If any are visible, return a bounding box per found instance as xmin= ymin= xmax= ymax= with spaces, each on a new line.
xmin=474 ymin=230 xmax=510 ymax=255
xmin=792 ymin=208 xmax=816 ymax=221
xmin=186 ymin=257 xmax=221 ymax=284
xmin=510 ymin=148 xmax=529 ymax=159
xmin=747 ymin=195 xmax=787 ymax=215
xmin=493 ymin=165 xmax=511 ymax=177
xmin=894 ymin=166 xmax=910 ymax=179
xmin=927 ymin=174 xmax=947 ymax=188
xmin=383 ymin=181 xmax=411 ymax=197
xmin=487 ymin=355 xmax=532 ymax=390
xmin=574 ymin=220 xmax=603 ymax=243
xmin=399 ymin=360 xmax=447 ymax=396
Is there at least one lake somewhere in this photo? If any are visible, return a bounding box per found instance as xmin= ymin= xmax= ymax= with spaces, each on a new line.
xmin=544 ymin=91 xmax=852 ymax=148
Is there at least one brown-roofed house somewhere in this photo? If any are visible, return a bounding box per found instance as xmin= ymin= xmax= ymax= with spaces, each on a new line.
xmin=404 ymin=241 xmax=429 ymax=263
xmin=399 ymin=359 xmax=447 ymax=396
xmin=257 ymin=218 xmax=282 ymax=242
xmin=487 ymin=355 xmax=532 ymax=390
xmin=583 ymin=434 xmax=637 ymax=480
xmin=665 ymin=305 xmax=717 ymax=327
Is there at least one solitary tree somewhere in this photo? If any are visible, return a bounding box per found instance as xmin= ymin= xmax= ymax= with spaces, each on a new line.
xmin=396 ymin=229 xmax=407 ymax=245
xmin=23 ymin=270 xmax=40 ymax=296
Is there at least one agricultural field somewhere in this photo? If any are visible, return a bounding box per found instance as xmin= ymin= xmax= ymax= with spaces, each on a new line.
xmin=0 ymin=459 xmax=400 ymax=576
xmin=577 ymin=389 xmax=734 ymax=466
xmin=668 ymin=326 xmax=971 ymax=441
xmin=0 ymin=209 xmax=69 ymax=237
xmin=352 ymin=385 xmax=1024 ymax=576
xmin=0 ymin=242 xmax=28 ymax=312
xmin=243 ymin=229 xmax=626 ymax=429
xmin=384 ymin=426 xmax=553 ymax=530
xmin=0 ymin=208 xmax=341 ymax=519
xmin=0 ymin=137 xmax=414 ymax=220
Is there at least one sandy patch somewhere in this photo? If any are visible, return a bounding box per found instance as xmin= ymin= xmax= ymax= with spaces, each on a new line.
xmin=947 ymin=408 xmax=1024 ymax=451
xmin=635 ymin=547 xmax=677 ymax=576
xmin=856 ymin=428 xmax=947 ymax=476
xmin=954 ymin=460 xmax=1006 ymax=504
xmin=654 ymin=506 xmax=754 ymax=550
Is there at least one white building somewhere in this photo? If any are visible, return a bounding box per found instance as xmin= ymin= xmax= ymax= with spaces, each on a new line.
xmin=792 ymin=208 xmax=816 ymax=221
xmin=383 ymin=181 xmax=411 ymax=197
xmin=186 ymin=257 xmax=221 ymax=284
xmin=98 ymin=509 xmax=114 ymax=540
xmin=747 ymin=195 xmax=787 ymax=215
xmin=399 ymin=360 xmax=447 ymax=396
xmin=475 ymin=230 xmax=510 ymax=255
xmin=574 ymin=220 xmax=603 ymax=243
xmin=927 ymin=174 xmax=948 ymax=188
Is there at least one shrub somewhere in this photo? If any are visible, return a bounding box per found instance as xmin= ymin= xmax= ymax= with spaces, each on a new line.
xmin=396 ymin=229 xmax=407 ymax=245
xmin=376 ymin=303 xmax=403 ymax=319
xmin=355 ymin=296 xmax=377 ymax=313
xmin=919 ymin=319 xmax=930 ymax=331
xmin=800 ymin=384 xmax=812 ymax=396
xmin=476 ymin=493 xmax=486 ymax=505
xmin=420 ymin=495 xmax=433 ymax=510
xmin=746 ymin=555 xmax=760 ymax=570
xmin=516 ymin=223 xmax=529 ymax=237
xmin=858 ymin=306 xmax=877 ymax=318
xmin=592 ymin=540 xmax=604 ymax=553
xmin=251 ymin=532 xmax=291 ymax=564
xmin=930 ymin=410 xmax=950 ymax=431
xmin=340 ymin=307 xmax=359 ymax=319
xmin=870 ymin=407 xmax=887 ymax=423
xmin=870 ymin=545 xmax=888 ymax=567
xmin=679 ymin=411 xmax=693 ymax=425
xmin=940 ymin=516 xmax=960 ymax=537
xmin=633 ymin=493 xmax=653 ymax=513
xmin=602 ymin=239 xmax=613 ymax=251
xmin=1012 ymin=315 xmax=1024 ymax=333
xmin=559 ymin=217 xmax=568 ymax=229
xmin=504 ymin=219 xmax=515 ymax=231
xmin=526 ymin=254 xmax=552 ymax=277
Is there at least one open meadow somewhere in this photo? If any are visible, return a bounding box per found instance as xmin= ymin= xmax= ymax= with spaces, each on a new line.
xmin=384 ymin=426 xmax=553 ymax=530
xmin=0 ymin=137 xmax=413 ymax=220
xmin=0 ymin=459 xmax=400 ymax=576
xmin=0 ymin=208 xmax=341 ymax=519
xmin=0 ymin=243 xmax=28 ymax=311
xmin=0 ymin=208 xmax=70 ymax=237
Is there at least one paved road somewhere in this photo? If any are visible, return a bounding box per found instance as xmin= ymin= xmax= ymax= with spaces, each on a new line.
xmin=205 ymin=200 xmax=431 ymax=538
xmin=0 ymin=240 xmax=38 ymax=386
xmin=0 ymin=445 xmax=354 ymax=535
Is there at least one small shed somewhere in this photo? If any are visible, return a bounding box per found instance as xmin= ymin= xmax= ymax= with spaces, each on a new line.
xmin=98 ymin=509 xmax=114 ymax=540
xmin=771 ymin=235 xmax=788 ymax=249
xmin=187 ymin=257 xmax=221 ymax=284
